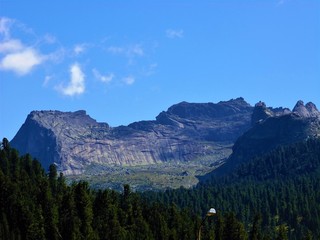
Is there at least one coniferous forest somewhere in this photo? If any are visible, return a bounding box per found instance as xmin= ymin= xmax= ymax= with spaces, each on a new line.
xmin=1 ymin=137 xmax=320 ymax=240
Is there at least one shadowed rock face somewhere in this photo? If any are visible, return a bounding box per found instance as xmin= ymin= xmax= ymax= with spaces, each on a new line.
xmin=212 ymin=100 xmax=320 ymax=176
xmin=11 ymin=98 xmax=253 ymax=175
xmin=251 ymin=101 xmax=291 ymax=125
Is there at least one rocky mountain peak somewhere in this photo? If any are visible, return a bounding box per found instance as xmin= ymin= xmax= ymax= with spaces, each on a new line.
xmin=293 ymin=100 xmax=320 ymax=118
xmin=214 ymin=100 xmax=320 ymax=176
xmin=293 ymin=100 xmax=308 ymax=116
xmin=28 ymin=110 xmax=108 ymax=130
xmin=10 ymin=98 xmax=320 ymax=190
xmin=164 ymin=97 xmax=252 ymax=121
xmin=255 ymin=101 xmax=267 ymax=108
xmin=251 ymin=101 xmax=274 ymax=125
xmin=305 ymin=102 xmax=320 ymax=118
xmin=11 ymin=98 xmax=254 ymax=178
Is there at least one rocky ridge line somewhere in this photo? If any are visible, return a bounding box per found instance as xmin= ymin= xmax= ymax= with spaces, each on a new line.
xmin=211 ymin=100 xmax=320 ymax=176
xmin=11 ymin=98 xmax=253 ymax=175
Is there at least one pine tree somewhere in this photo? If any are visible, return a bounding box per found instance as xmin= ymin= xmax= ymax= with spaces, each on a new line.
xmin=214 ymin=213 xmax=224 ymax=240
xmin=74 ymin=181 xmax=95 ymax=239
xmin=223 ymin=212 xmax=247 ymax=240
xmin=0 ymin=212 xmax=10 ymax=240
xmin=26 ymin=205 xmax=46 ymax=240
xmin=249 ymin=213 xmax=262 ymax=240
xmin=58 ymin=190 xmax=81 ymax=240
xmin=276 ymin=224 xmax=288 ymax=240
xmin=48 ymin=163 xmax=58 ymax=195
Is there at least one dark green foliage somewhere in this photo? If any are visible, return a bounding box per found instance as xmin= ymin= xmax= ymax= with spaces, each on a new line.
xmin=49 ymin=163 xmax=58 ymax=195
xmin=144 ymin=138 xmax=320 ymax=240
xmin=249 ymin=213 xmax=262 ymax=240
xmin=276 ymin=224 xmax=288 ymax=240
xmin=0 ymin=138 xmax=199 ymax=240
xmin=1 ymin=137 xmax=320 ymax=239
xmin=223 ymin=212 xmax=247 ymax=240
xmin=73 ymin=181 xmax=95 ymax=239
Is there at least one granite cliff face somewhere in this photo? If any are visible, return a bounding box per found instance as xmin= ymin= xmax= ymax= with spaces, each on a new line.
xmin=212 ymin=100 xmax=320 ymax=176
xmin=11 ymin=98 xmax=253 ymax=176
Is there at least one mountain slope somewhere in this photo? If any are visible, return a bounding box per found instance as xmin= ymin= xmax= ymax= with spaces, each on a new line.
xmin=10 ymin=98 xmax=252 ymax=186
xmin=144 ymin=138 xmax=320 ymax=239
xmin=210 ymin=100 xmax=320 ymax=176
xmin=10 ymin=98 xmax=320 ymax=190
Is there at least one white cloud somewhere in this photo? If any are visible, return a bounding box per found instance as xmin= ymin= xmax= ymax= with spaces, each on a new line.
xmin=143 ymin=63 xmax=157 ymax=76
xmin=0 ymin=48 xmax=44 ymax=75
xmin=0 ymin=17 xmax=14 ymax=39
xmin=107 ymin=44 xmax=144 ymax=66
xmin=0 ymin=17 xmax=46 ymax=75
xmin=43 ymin=34 xmax=56 ymax=44
xmin=130 ymin=45 xmax=144 ymax=56
xmin=43 ymin=75 xmax=52 ymax=87
xmin=59 ymin=63 xmax=85 ymax=96
xmin=166 ymin=29 xmax=184 ymax=39
xmin=0 ymin=39 xmax=24 ymax=53
xmin=45 ymin=47 xmax=67 ymax=64
xmin=107 ymin=44 xmax=144 ymax=57
xmin=92 ymin=68 xmax=114 ymax=83
xmin=74 ymin=44 xmax=86 ymax=55
xmin=123 ymin=76 xmax=135 ymax=85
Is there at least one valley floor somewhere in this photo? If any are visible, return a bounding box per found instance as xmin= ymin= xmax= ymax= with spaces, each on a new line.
xmin=66 ymin=147 xmax=231 ymax=191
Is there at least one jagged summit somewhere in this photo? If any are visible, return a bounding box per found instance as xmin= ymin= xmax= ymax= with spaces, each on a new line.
xmin=251 ymin=100 xmax=320 ymax=126
xmin=293 ymin=100 xmax=310 ymax=117
xmin=212 ymin=100 xmax=320 ymax=176
xmin=292 ymin=100 xmax=320 ymax=118
xmin=251 ymin=101 xmax=274 ymax=125
xmin=251 ymin=101 xmax=291 ymax=125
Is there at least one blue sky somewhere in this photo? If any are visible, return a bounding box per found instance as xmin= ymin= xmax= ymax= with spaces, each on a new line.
xmin=0 ymin=0 xmax=319 ymax=141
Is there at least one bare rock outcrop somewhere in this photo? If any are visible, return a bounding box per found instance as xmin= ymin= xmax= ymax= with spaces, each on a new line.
xmin=11 ymin=98 xmax=253 ymax=175
xmin=293 ymin=100 xmax=320 ymax=118
xmin=213 ymin=100 xmax=320 ymax=176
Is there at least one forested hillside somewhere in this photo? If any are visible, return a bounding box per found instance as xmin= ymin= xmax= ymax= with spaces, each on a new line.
xmin=1 ymin=137 xmax=319 ymax=239
xmin=0 ymin=138 xmax=251 ymax=240
xmin=0 ymin=137 xmax=195 ymax=240
xmin=144 ymin=138 xmax=320 ymax=240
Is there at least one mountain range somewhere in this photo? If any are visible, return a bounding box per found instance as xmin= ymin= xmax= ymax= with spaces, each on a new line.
xmin=211 ymin=100 xmax=320 ymax=176
xmin=10 ymin=98 xmax=320 ymax=190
